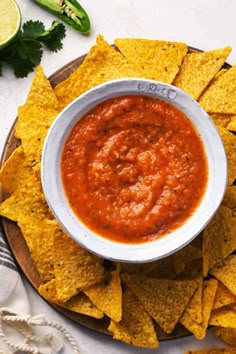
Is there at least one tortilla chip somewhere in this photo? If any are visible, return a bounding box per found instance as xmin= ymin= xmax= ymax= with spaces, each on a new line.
xmin=213 ymin=281 xmax=236 ymax=310
xmin=210 ymin=113 xmax=232 ymax=128
xmin=53 ymin=230 xmax=105 ymax=303
xmin=217 ymin=126 xmax=236 ymax=185
xmin=222 ymin=186 xmax=236 ymax=209
xmin=54 ymin=35 xmax=142 ymax=110
xmin=108 ymin=288 xmax=158 ymax=349
xmin=115 ymin=38 xmax=187 ymax=83
xmin=180 ymin=279 xmax=218 ymax=339
xmin=39 ymin=279 xmax=104 ymax=319
xmin=198 ymin=65 xmax=236 ymax=114
xmin=209 ymin=255 xmax=236 ymax=295
xmin=122 ymin=272 xmax=197 ymax=334
xmin=0 ymin=170 xmax=53 ymax=223
xmin=227 ymin=115 xmax=236 ymax=132
xmin=215 ymin=327 xmax=236 ymax=346
xmin=19 ymin=218 xmax=58 ymax=282
xmin=15 ymin=66 xmax=59 ymax=166
xmin=19 ymin=65 xmax=59 ymax=111
xmin=185 ymin=349 xmax=236 ymax=354
xmin=0 ymin=146 xmax=32 ymax=194
xmin=202 ymin=206 xmax=236 ymax=276
xmin=173 ymin=47 xmax=231 ymax=100
xmin=177 ymin=260 xmax=204 ymax=324
xmin=84 ymin=265 xmax=122 ymax=322
xmin=209 ymin=307 xmax=236 ymax=328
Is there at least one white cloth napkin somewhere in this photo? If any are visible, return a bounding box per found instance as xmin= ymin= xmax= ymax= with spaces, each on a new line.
xmin=0 ymin=226 xmax=80 ymax=354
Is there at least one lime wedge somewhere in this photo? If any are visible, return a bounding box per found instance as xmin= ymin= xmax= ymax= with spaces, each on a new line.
xmin=0 ymin=0 xmax=21 ymax=49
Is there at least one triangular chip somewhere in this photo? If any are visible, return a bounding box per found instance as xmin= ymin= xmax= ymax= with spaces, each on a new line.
xmin=177 ymin=259 xmax=204 ymax=324
xmin=19 ymin=65 xmax=59 ymax=111
xmin=203 ymin=206 xmax=236 ymax=276
xmin=115 ymin=38 xmax=187 ymax=83
xmin=53 ymin=230 xmax=105 ymax=303
xmin=122 ymin=272 xmax=197 ymax=334
xmin=54 ymin=35 xmax=142 ymax=110
xmin=214 ymin=327 xmax=236 ymax=346
xmin=15 ymin=66 xmax=59 ymax=166
xmin=19 ymin=218 xmax=58 ymax=282
xmin=0 ymin=170 xmax=53 ymax=223
xmin=227 ymin=115 xmax=236 ymax=132
xmin=39 ymin=279 xmax=104 ymax=319
xmin=0 ymin=146 xmax=32 ymax=194
xmin=209 ymin=255 xmax=236 ymax=295
xmin=213 ymin=281 xmax=236 ymax=310
xmin=209 ymin=113 xmax=232 ymax=128
xmin=198 ymin=65 xmax=236 ymax=114
xmin=222 ymin=186 xmax=236 ymax=209
xmin=180 ymin=279 xmax=218 ymax=339
xmin=173 ymin=47 xmax=231 ymax=99
xmin=209 ymin=307 xmax=236 ymax=328
xmin=108 ymin=288 xmax=158 ymax=349
xmin=217 ymin=126 xmax=236 ymax=185
xmin=84 ymin=265 xmax=122 ymax=322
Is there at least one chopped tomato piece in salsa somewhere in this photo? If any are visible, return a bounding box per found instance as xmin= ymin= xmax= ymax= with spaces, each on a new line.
xmin=61 ymin=95 xmax=208 ymax=244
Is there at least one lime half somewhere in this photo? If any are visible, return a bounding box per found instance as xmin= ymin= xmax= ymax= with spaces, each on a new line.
xmin=0 ymin=0 xmax=21 ymax=49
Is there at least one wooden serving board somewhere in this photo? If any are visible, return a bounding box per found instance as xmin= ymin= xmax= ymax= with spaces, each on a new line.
xmin=0 ymin=48 xmax=230 ymax=341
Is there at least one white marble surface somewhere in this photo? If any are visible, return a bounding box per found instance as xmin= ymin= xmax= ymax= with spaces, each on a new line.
xmin=0 ymin=0 xmax=235 ymax=352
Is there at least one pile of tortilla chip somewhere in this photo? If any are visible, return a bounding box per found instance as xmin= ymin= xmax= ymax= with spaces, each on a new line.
xmin=0 ymin=35 xmax=236 ymax=352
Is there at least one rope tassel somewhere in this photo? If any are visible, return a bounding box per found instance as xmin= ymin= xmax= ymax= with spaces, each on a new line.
xmin=0 ymin=308 xmax=80 ymax=353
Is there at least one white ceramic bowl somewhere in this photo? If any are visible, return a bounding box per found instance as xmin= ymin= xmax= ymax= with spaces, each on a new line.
xmin=41 ymin=78 xmax=227 ymax=263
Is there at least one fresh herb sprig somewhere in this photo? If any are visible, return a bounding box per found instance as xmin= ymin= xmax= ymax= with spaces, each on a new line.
xmin=0 ymin=20 xmax=66 ymax=78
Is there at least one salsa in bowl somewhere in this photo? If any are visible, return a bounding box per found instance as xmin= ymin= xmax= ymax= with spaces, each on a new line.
xmin=41 ymin=78 xmax=227 ymax=262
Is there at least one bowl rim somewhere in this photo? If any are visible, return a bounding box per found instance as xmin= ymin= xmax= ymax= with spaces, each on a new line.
xmin=41 ymin=78 xmax=228 ymax=263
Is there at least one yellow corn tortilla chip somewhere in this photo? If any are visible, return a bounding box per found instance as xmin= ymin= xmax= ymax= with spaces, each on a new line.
xmin=209 ymin=307 xmax=236 ymax=328
xmin=54 ymin=35 xmax=142 ymax=110
xmin=16 ymin=106 xmax=58 ymax=167
xmin=202 ymin=206 xmax=236 ymax=276
xmin=184 ymin=276 xmax=204 ymax=324
xmin=0 ymin=145 xmax=32 ymax=194
xmin=53 ymin=230 xmax=105 ymax=303
xmin=217 ymin=126 xmax=236 ymax=185
xmin=177 ymin=260 xmax=204 ymax=324
xmin=227 ymin=115 xmax=236 ymax=132
xmin=15 ymin=66 xmax=59 ymax=166
xmin=39 ymin=279 xmax=104 ymax=319
xmin=209 ymin=255 xmax=236 ymax=295
xmin=120 ymin=245 xmax=195 ymax=278
xmin=115 ymin=38 xmax=187 ymax=83
xmin=174 ymin=47 xmax=231 ymax=100
xmin=215 ymin=327 xmax=236 ymax=346
xmin=0 ymin=170 xmax=53 ymax=223
xmin=222 ymin=186 xmax=236 ymax=209
xmin=19 ymin=218 xmax=58 ymax=282
xmin=198 ymin=65 xmax=236 ymax=114
xmin=213 ymin=281 xmax=236 ymax=310
xmin=84 ymin=265 xmax=122 ymax=322
xmin=180 ymin=279 xmax=218 ymax=340
xmin=122 ymin=272 xmax=197 ymax=334
xmin=108 ymin=288 xmax=158 ymax=349
xmin=19 ymin=65 xmax=59 ymax=111
xmin=210 ymin=113 xmax=232 ymax=128
xmin=185 ymin=349 xmax=236 ymax=354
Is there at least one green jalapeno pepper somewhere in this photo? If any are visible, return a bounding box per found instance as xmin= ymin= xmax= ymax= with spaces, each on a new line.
xmin=32 ymin=0 xmax=90 ymax=33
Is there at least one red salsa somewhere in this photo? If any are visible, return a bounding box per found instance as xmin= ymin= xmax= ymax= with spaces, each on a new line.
xmin=61 ymin=95 xmax=208 ymax=244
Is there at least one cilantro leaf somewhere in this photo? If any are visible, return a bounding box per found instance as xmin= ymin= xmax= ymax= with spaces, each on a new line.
xmin=37 ymin=21 xmax=66 ymax=52
xmin=0 ymin=20 xmax=66 ymax=78
xmin=7 ymin=54 xmax=35 ymax=78
xmin=20 ymin=20 xmax=46 ymax=39
xmin=16 ymin=40 xmax=43 ymax=64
